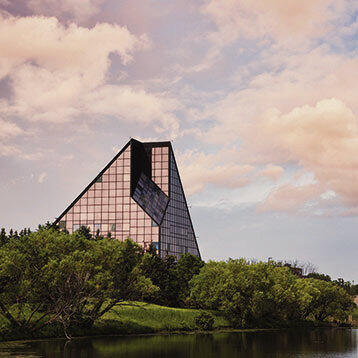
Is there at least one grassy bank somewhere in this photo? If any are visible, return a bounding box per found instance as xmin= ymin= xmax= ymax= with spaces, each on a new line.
xmin=1 ymin=301 xmax=354 ymax=342
xmin=0 ymin=302 xmax=230 ymax=341
xmin=95 ymin=302 xmax=230 ymax=335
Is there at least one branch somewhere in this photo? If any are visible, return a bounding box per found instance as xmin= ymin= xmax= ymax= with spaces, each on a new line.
xmin=99 ymin=299 xmax=121 ymax=318
xmin=26 ymin=303 xmax=42 ymax=325
xmin=0 ymin=301 xmax=21 ymax=327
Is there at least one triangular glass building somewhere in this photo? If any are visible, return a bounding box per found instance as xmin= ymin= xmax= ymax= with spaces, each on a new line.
xmin=54 ymin=139 xmax=200 ymax=259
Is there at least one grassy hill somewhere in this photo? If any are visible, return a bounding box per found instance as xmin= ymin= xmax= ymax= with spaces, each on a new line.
xmin=94 ymin=302 xmax=230 ymax=335
xmin=0 ymin=302 xmax=230 ymax=341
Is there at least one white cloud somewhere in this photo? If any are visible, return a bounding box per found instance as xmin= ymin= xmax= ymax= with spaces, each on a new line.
xmin=0 ymin=15 xmax=180 ymax=136
xmin=38 ymin=171 xmax=47 ymax=183
xmin=27 ymin=0 xmax=104 ymax=22
xmin=0 ymin=118 xmax=23 ymax=139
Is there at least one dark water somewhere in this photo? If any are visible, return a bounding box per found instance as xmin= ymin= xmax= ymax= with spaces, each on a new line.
xmin=0 ymin=329 xmax=357 ymax=358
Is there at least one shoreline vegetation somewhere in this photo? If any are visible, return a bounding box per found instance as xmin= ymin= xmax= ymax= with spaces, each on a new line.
xmin=0 ymin=225 xmax=357 ymax=342
xmin=0 ymin=301 xmax=354 ymax=343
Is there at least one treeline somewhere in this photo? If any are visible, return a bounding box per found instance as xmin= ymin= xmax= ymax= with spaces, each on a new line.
xmin=190 ymin=260 xmax=355 ymax=327
xmin=0 ymin=225 xmax=356 ymax=339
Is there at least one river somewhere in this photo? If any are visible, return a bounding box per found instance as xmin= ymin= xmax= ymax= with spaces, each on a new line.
xmin=0 ymin=328 xmax=357 ymax=357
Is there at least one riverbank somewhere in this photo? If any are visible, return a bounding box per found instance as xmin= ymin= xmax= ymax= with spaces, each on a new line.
xmin=0 ymin=302 xmax=231 ymax=341
xmin=0 ymin=301 xmax=354 ymax=342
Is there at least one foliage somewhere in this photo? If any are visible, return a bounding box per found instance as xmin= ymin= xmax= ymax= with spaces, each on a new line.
xmin=139 ymin=245 xmax=204 ymax=307
xmin=0 ymin=301 xmax=229 ymax=340
xmin=189 ymin=259 xmax=355 ymax=328
xmin=0 ymin=227 xmax=158 ymax=338
xmin=0 ymin=224 xmax=356 ymax=340
xmin=176 ymin=253 xmax=204 ymax=304
xmin=306 ymin=272 xmax=331 ymax=282
xmin=294 ymin=278 xmax=355 ymax=322
xmin=195 ymin=312 xmax=214 ymax=330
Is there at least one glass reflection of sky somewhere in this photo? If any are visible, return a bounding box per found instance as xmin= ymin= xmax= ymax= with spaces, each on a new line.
xmin=132 ymin=173 xmax=169 ymax=225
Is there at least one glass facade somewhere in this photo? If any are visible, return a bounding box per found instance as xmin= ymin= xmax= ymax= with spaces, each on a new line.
xmin=55 ymin=139 xmax=200 ymax=258
xmin=159 ymin=151 xmax=200 ymax=258
xmin=132 ymin=173 xmax=169 ymax=225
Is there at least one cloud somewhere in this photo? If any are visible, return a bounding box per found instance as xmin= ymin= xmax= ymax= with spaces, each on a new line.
xmin=0 ymin=118 xmax=23 ymax=139
xmin=178 ymin=148 xmax=255 ymax=195
xmin=259 ymin=165 xmax=284 ymax=181
xmin=3 ymin=0 xmax=104 ymax=22
xmin=257 ymin=183 xmax=321 ymax=213
xmin=0 ymin=15 xmax=144 ymax=80
xmin=0 ymin=15 xmax=180 ymax=136
xmin=202 ymin=0 xmax=336 ymax=46
xmin=188 ymin=95 xmax=358 ymax=213
xmin=38 ymin=171 xmax=47 ymax=183
xmin=83 ymin=85 xmax=180 ymax=136
xmin=255 ymin=99 xmax=358 ymax=209
xmin=0 ymin=143 xmax=20 ymax=157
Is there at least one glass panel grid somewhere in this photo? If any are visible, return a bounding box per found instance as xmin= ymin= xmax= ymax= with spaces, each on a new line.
xmin=159 ymin=151 xmax=200 ymax=259
xmin=61 ymin=146 xmax=158 ymax=246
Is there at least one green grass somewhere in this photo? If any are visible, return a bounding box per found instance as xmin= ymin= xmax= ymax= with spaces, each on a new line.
xmin=0 ymin=302 xmax=231 ymax=341
xmin=95 ymin=302 xmax=230 ymax=335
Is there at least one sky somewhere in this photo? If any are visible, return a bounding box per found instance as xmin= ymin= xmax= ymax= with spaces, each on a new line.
xmin=1 ymin=0 xmax=358 ymax=281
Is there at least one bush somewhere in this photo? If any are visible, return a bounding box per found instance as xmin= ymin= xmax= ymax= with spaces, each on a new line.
xmin=189 ymin=259 xmax=355 ymax=328
xmin=195 ymin=312 xmax=214 ymax=330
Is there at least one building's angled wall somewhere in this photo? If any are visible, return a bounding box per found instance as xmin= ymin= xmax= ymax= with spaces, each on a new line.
xmin=59 ymin=145 xmax=158 ymax=249
xmin=159 ymin=150 xmax=200 ymax=259
xmin=151 ymin=145 xmax=169 ymax=195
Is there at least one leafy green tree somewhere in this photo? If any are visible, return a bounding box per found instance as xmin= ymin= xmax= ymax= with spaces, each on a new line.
xmin=306 ymin=272 xmax=331 ymax=282
xmin=295 ymin=278 xmax=355 ymax=322
xmin=189 ymin=259 xmax=354 ymax=327
xmin=0 ymin=227 xmax=158 ymax=337
xmin=176 ymin=253 xmax=204 ymax=305
xmin=76 ymin=225 xmax=92 ymax=240
xmin=195 ymin=312 xmax=214 ymax=330
xmin=0 ymin=228 xmax=7 ymax=246
xmin=139 ymin=248 xmax=180 ymax=306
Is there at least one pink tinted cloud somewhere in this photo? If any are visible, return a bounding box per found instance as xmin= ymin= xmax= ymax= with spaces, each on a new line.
xmin=4 ymin=0 xmax=105 ymax=22
xmin=178 ymin=149 xmax=255 ymax=195
xmin=257 ymin=183 xmax=321 ymax=213
xmin=202 ymin=0 xmax=335 ymax=46
xmin=259 ymin=164 xmax=284 ymax=181
xmin=0 ymin=15 xmax=180 ymax=136
xmin=0 ymin=118 xmax=23 ymax=139
xmin=256 ymin=98 xmax=358 ymax=208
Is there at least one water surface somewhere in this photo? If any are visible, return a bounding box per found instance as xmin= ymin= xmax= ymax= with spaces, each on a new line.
xmin=0 ymin=328 xmax=357 ymax=357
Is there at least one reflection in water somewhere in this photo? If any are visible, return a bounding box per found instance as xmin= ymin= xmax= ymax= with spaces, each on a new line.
xmin=0 ymin=329 xmax=357 ymax=358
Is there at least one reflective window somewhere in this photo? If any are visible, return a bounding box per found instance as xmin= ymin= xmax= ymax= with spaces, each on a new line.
xmin=159 ymin=151 xmax=200 ymax=259
xmin=132 ymin=173 xmax=169 ymax=225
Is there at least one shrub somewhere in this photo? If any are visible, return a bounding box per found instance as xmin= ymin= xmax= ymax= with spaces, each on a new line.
xmin=195 ymin=312 xmax=214 ymax=330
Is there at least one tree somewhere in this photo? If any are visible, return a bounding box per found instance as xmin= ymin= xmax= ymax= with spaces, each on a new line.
xmin=189 ymin=259 xmax=354 ymax=327
xmin=139 ymin=248 xmax=180 ymax=306
xmin=176 ymin=253 xmax=204 ymax=305
xmin=306 ymin=272 xmax=331 ymax=282
xmin=0 ymin=228 xmax=7 ymax=246
xmin=0 ymin=227 xmax=158 ymax=338
xmin=190 ymin=259 xmax=300 ymax=326
xmin=294 ymin=278 xmax=355 ymax=322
